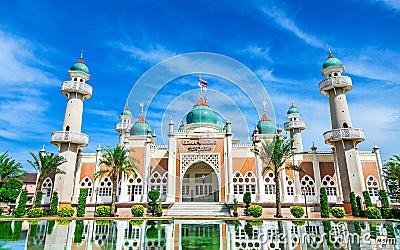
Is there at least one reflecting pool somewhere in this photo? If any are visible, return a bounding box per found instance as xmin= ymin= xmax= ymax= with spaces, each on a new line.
xmin=0 ymin=219 xmax=399 ymax=249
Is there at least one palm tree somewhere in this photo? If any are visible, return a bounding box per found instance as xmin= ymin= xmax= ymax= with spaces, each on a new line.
xmin=0 ymin=150 xmax=25 ymax=188
xmin=384 ymin=155 xmax=400 ymax=202
xmin=27 ymin=151 xmax=67 ymax=206
xmin=254 ymin=136 xmax=301 ymax=218
xmin=95 ymin=145 xmax=138 ymax=217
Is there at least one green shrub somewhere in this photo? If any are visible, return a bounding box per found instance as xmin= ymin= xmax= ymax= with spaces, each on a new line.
xmin=233 ymin=198 xmax=238 ymax=212
xmin=391 ymin=207 xmax=400 ymax=219
xmin=95 ymin=220 xmax=110 ymax=225
xmin=130 ymin=220 xmax=144 ymax=226
xmin=364 ymin=206 xmax=382 ymax=219
xmin=249 ymin=220 xmax=263 ymax=226
xmin=369 ymin=223 xmax=377 ymax=239
xmin=148 ymin=189 xmax=160 ymax=215
xmin=382 ymin=208 xmax=392 ymax=219
xmin=248 ymin=205 xmax=262 ymax=218
xmin=157 ymin=198 xmax=162 ymax=214
xmin=320 ymin=187 xmax=329 ymax=218
xmin=77 ymin=188 xmax=88 ymax=217
xmin=350 ymin=192 xmax=359 ymax=217
xmin=379 ymin=190 xmax=390 ymax=208
xmin=27 ymin=208 xmax=43 ymax=218
xmin=331 ymin=208 xmax=346 ymax=218
xmin=292 ymin=220 xmax=305 ymax=227
xmin=363 ymin=191 xmax=372 ymax=208
xmin=243 ymin=192 xmax=251 ymax=216
xmin=34 ymin=191 xmax=43 ymax=208
xmin=14 ymin=190 xmax=28 ymax=218
xmin=131 ymin=205 xmax=145 ymax=217
xmin=57 ymin=205 xmax=74 ymax=217
xmin=49 ymin=192 xmax=58 ymax=216
xmin=96 ymin=206 xmax=110 ymax=217
xmin=290 ymin=206 xmax=305 ymax=218
xmin=74 ymin=220 xmax=84 ymax=244
xmin=56 ymin=220 xmax=72 ymax=226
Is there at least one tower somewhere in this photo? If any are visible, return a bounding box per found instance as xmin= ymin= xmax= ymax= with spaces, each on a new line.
xmin=284 ymin=103 xmax=306 ymax=152
xmin=50 ymin=54 xmax=92 ymax=205
xmin=319 ymin=50 xmax=365 ymax=210
xmin=116 ymin=104 xmax=133 ymax=145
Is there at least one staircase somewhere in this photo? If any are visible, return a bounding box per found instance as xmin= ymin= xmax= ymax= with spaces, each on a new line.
xmin=167 ymin=202 xmax=230 ymax=216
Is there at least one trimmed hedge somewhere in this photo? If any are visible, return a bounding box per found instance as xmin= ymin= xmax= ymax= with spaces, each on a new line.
xmin=34 ymin=191 xmax=43 ymax=208
xmin=320 ymin=187 xmax=329 ymax=218
xmin=77 ymin=188 xmax=88 ymax=217
xmin=243 ymin=192 xmax=251 ymax=216
xmin=364 ymin=206 xmax=382 ymax=219
xmin=379 ymin=190 xmax=390 ymax=208
xmin=331 ymin=208 xmax=346 ymax=218
xmin=96 ymin=206 xmax=111 ymax=217
xmin=363 ymin=191 xmax=372 ymax=208
xmin=350 ymin=192 xmax=359 ymax=217
xmin=148 ymin=189 xmax=160 ymax=215
xmin=131 ymin=205 xmax=145 ymax=217
xmin=391 ymin=207 xmax=400 ymax=219
xmin=382 ymin=208 xmax=392 ymax=219
xmin=14 ymin=190 xmax=28 ymax=218
xmin=290 ymin=206 xmax=305 ymax=218
xmin=57 ymin=206 xmax=74 ymax=217
xmin=248 ymin=205 xmax=263 ymax=218
xmin=27 ymin=208 xmax=43 ymax=218
xmin=49 ymin=192 xmax=58 ymax=216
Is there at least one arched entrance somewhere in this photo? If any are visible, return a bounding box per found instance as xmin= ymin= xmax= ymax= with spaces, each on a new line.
xmin=181 ymin=162 xmax=219 ymax=202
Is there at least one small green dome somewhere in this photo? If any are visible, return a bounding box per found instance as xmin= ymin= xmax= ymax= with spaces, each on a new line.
xmin=256 ymin=114 xmax=276 ymax=134
xmin=186 ymin=98 xmax=222 ymax=126
xmin=121 ymin=108 xmax=132 ymax=116
xmin=70 ymin=58 xmax=89 ymax=74
xmin=322 ymin=55 xmax=343 ymax=69
xmin=287 ymin=104 xmax=299 ymax=114
xmin=130 ymin=116 xmax=150 ymax=136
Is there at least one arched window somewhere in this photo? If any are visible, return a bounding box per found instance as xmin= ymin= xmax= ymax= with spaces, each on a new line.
xmin=80 ymin=177 xmax=93 ymax=197
xmin=233 ymin=171 xmax=256 ymax=195
xmin=301 ymin=175 xmax=316 ymax=196
xmin=127 ymin=174 xmax=143 ymax=202
xmin=366 ymin=176 xmax=379 ymax=197
xmin=99 ymin=177 xmax=112 ymax=196
xmin=343 ymin=122 xmax=348 ymax=128
xmin=286 ymin=176 xmax=295 ymax=195
xmin=322 ymin=175 xmax=337 ymax=196
xmin=41 ymin=177 xmax=53 ymax=204
xmin=149 ymin=172 xmax=167 ymax=200
xmin=264 ymin=172 xmax=276 ymax=195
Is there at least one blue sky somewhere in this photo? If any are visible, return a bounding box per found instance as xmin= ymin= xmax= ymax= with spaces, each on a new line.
xmin=0 ymin=0 xmax=399 ymax=171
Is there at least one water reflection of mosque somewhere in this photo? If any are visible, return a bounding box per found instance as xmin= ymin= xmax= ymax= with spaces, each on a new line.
xmin=20 ymin=220 xmax=399 ymax=249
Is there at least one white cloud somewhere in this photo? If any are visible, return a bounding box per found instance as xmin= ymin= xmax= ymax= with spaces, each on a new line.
xmin=115 ymin=42 xmax=176 ymax=65
xmin=244 ymin=45 xmax=273 ymax=62
xmin=255 ymin=67 xmax=277 ymax=82
xmin=259 ymin=3 xmax=325 ymax=49
xmin=87 ymin=109 xmax=118 ymax=118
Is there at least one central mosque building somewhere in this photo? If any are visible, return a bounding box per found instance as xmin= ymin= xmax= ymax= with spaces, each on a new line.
xmin=47 ymin=51 xmax=385 ymax=215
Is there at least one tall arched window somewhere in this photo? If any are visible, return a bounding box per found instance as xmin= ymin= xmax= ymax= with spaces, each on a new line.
xmin=127 ymin=174 xmax=143 ymax=202
xmin=264 ymin=172 xmax=276 ymax=195
xmin=80 ymin=176 xmax=93 ymax=198
xmin=233 ymin=171 xmax=256 ymax=195
xmin=286 ymin=176 xmax=295 ymax=196
xmin=366 ymin=176 xmax=379 ymax=197
xmin=301 ymin=175 xmax=316 ymax=196
xmin=99 ymin=177 xmax=112 ymax=197
xmin=322 ymin=175 xmax=337 ymax=202
xmin=149 ymin=172 xmax=168 ymax=201
xmin=41 ymin=177 xmax=53 ymax=204
xmin=244 ymin=171 xmax=256 ymax=194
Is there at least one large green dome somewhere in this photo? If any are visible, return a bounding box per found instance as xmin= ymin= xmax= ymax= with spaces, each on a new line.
xmin=130 ymin=116 xmax=150 ymax=136
xmin=256 ymin=114 xmax=276 ymax=134
xmin=322 ymin=55 xmax=343 ymax=69
xmin=186 ymin=98 xmax=222 ymax=126
xmin=70 ymin=58 xmax=89 ymax=74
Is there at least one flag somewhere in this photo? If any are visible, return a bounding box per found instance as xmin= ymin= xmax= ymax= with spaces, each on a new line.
xmin=198 ymin=78 xmax=208 ymax=89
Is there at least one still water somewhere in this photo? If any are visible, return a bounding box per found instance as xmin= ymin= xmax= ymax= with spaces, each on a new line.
xmin=0 ymin=219 xmax=399 ymax=249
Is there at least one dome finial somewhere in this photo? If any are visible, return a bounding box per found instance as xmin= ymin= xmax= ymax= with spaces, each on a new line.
xmin=262 ymin=99 xmax=267 ymax=113
xmin=80 ymin=49 xmax=84 ymax=59
xmin=124 ymin=101 xmax=129 ymax=110
xmin=139 ymin=100 xmax=144 ymax=115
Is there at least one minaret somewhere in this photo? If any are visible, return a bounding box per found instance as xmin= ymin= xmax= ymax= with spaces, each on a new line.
xmin=50 ymin=53 xmax=92 ymax=205
xmin=284 ymin=103 xmax=306 ymax=152
xmin=116 ymin=103 xmax=133 ymax=145
xmin=319 ymin=50 xmax=365 ymax=211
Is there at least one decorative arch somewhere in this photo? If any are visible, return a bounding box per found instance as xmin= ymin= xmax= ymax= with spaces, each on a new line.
xmin=321 ymin=175 xmax=337 ymax=196
xmin=150 ymin=171 xmax=168 ymax=201
xmin=99 ymin=176 xmax=112 ymax=197
xmin=127 ymin=173 xmax=143 ymax=202
xmin=264 ymin=171 xmax=276 ymax=195
xmin=180 ymin=153 xmax=220 ymax=177
xmin=366 ymin=175 xmax=379 ymax=198
xmin=233 ymin=171 xmax=256 ymax=195
xmin=80 ymin=176 xmax=93 ymax=197
xmin=300 ymin=175 xmax=316 ymax=196
xmin=286 ymin=176 xmax=294 ymax=196
xmin=41 ymin=177 xmax=53 ymax=204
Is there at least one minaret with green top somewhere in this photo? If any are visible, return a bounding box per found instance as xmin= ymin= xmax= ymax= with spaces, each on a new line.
xmin=284 ymin=103 xmax=306 ymax=152
xmin=319 ymin=50 xmax=365 ymax=211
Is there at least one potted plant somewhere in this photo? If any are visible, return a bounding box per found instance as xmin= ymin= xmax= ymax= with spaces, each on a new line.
xmin=156 ymin=198 xmax=163 ymax=217
xmin=232 ymin=198 xmax=238 ymax=217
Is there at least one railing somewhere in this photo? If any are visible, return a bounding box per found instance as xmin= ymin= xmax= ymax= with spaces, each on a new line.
xmin=51 ymin=131 xmax=89 ymax=146
xmin=319 ymin=76 xmax=352 ymax=95
xmin=151 ymin=145 xmax=168 ymax=149
xmin=233 ymin=144 xmax=253 ymax=148
xmin=61 ymin=81 xmax=93 ymax=98
xmin=115 ymin=123 xmax=130 ymax=131
xmin=284 ymin=121 xmax=306 ymax=130
xmin=323 ymin=128 xmax=364 ymax=143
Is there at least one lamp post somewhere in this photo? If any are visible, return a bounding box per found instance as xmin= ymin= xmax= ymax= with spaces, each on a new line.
xmin=94 ymin=187 xmax=99 ymax=217
xmin=302 ymin=186 xmax=309 ymax=218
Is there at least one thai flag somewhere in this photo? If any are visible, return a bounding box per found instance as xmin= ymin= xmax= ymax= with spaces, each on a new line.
xmin=198 ymin=78 xmax=208 ymax=89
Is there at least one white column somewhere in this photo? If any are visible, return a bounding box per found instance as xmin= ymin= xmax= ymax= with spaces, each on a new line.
xmin=332 ymin=147 xmax=343 ymax=202
xmin=119 ymin=173 xmax=129 ymax=202
xmin=115 ymin=221 xmax=127 ymax=250
xmin=312 ymin=149 xmax=321 ymax=201
xmin=280 ymin=167 xmax=288 ymax=203
xmin=142 ymin=142 xmax=151 ymax=202
xmin=91 ymin=147 xmax=102 ymax=204
xmin=165 ymin=223 xmax=174 ymax=250
xmin=226 ymin=135 xmax=234 ymax=203
xmin=373 ymin=144 xmax=387 ymax=191
xmin=71 ymin=151 xmax=82 ymax=203
xmin=293 ymin=153 xmax=302 ymax=202
xmin=166 ymin=136 xmax=176 ymax=203
xmin=256 ymin=142 xmax=266 ymax=202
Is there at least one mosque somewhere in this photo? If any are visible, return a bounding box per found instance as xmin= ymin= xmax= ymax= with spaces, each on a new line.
xmin=44 ymin=51 xmax=385 ymax=215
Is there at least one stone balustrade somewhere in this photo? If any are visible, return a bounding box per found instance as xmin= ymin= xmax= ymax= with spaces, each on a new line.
xmin=51 ymin=131 xmax=89 ymax=147
xmin=323 ymin=128 xmax=364 ymax=144
xmin=319 ymin=76 xmax=352 ymax=95
xmin=61 ymin=81 xmax=93 ymax=98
